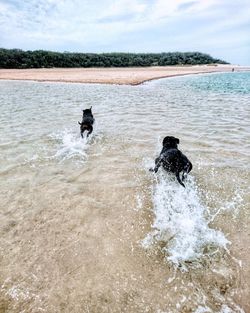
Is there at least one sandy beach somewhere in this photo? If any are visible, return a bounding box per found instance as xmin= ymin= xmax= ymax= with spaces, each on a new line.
xmin=0 ymin=65 xmax=245 ymax=85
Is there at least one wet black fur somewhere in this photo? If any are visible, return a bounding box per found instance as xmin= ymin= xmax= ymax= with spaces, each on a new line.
xmin=78 ymin=107 xmax=94 ymax=138
xmin=150 ymin=136 xmax=192 ymax=187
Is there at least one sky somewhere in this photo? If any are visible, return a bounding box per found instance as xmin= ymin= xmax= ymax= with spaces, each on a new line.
xmin=0 ymin=0 xmax=249 ymax=65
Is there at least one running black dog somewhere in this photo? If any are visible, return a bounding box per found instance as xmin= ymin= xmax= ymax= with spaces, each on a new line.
xmin=78 ymin=107 xmax=94 ymax=138
xmin=150 ymin=136 xmax=192 ymax=187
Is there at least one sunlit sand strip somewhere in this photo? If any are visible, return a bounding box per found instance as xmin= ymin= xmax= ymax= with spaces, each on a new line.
xmin=0 ymin=65 xmax=246 ymax=85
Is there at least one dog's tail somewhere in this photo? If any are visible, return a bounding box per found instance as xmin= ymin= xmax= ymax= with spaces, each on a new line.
xmin=176 ymin=172 xmax=185 ymax=188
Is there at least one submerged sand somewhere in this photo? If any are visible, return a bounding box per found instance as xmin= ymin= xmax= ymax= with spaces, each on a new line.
xmin=0 ymin=66 xmax=249 ymax=313
xmin=0 ymin=65 xmax=242 ymax=85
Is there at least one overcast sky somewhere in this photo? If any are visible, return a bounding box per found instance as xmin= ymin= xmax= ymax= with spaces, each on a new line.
xmin=0 ymin=0 xmax=249 ymax=65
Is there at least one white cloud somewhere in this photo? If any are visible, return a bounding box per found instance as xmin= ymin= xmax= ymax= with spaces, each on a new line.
xmin=0 ymin=0 xmax=249 ymax=64
xmin=103 ymin=0 xmax=146 ymax=18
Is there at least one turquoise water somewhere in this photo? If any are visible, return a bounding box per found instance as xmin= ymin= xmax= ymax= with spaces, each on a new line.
xmin=187 ymin=72 xmax=250 ymax=94
xmin=0 ymin=72 xmax=249 ymax=312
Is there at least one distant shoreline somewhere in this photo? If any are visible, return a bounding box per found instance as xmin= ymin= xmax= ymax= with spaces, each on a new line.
xmin=0 ymin=65 xmax=248 ymax=85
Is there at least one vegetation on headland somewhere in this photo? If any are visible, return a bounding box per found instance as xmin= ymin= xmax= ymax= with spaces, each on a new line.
xmin=0 ymin=48 xmax=228 ymax=69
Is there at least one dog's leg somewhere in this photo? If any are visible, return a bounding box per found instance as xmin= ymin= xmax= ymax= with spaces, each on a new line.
xmin=87 ymin=125 xmax=93 ymax=137
xmin=80 ymin=123 xmax=90 ymax=138
xmin=182 ymin=162 xmax=192 ymax=181
xmin=176 ymin=172 xmax=185 ymax=188
xmin=80 ymin=127 xmax=86 ymax=138
xmin=79 ymin=122 xmax=83 ymax=137
xmin=187 ymin=162 xmax=192 ymax=173
xmin=150 ymin=157 xmax=162 ymax=173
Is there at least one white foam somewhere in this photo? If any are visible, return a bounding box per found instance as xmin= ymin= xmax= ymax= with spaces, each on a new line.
xmin=135 ymin=194 xmax=143 ymax=211
xmin=51 ymin=129 xmax=91 ymax=162
xmin=219 ymin=304 xmax=245 ymax=313
xmin=194 ymin=306 xmax=212 ymax=313
xmin=7 ymin=286 xmax=31 ymax=301
xmin=194 ymin=303 xmax=245 ymax=313
xmin=143 ymin=168 xmax=229 ymax=269
xmin=209 ymin=190 xmax=244 ymax=223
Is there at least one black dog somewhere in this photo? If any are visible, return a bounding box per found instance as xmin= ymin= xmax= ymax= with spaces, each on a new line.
xmin=150 ymin=136 xmax=192 ymax=187
xmin=78 ymin=107 xmax=94 ymax=138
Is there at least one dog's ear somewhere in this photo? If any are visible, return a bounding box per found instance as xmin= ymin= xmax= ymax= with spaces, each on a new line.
xmin=162 ymin=136 xmax=169 ymax=146
xmin=90 ymin=106 xmax=92 ymax=110
xmin=175 ymin=137 xmax=180 ymax=145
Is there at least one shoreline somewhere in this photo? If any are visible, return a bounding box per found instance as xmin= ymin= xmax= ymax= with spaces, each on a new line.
xmin=0 ymin=65 xmax=247 ymax=86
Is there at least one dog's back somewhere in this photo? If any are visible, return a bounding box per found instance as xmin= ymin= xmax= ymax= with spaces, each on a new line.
xmin=152 ymin=136 xmax=192 ymax=187
xmin=82 ymin=114 xmax=94 ymax=125
xmin=160 ymin=147 xmax=182 ymax=172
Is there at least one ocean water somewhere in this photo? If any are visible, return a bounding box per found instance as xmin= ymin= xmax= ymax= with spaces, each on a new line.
xmin=0 ymin=72 xmax=249 ymax=312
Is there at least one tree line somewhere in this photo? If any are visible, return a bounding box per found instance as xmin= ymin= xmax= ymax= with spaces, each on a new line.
xmin=0 ymin=49 xmax=228 ymax=69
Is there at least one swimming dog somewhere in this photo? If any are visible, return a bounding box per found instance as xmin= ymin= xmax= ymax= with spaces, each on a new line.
xmin=150 ymin=136 xmax=192 ymax=187
xmin=78 ymin=107 xmax=94 ymax=138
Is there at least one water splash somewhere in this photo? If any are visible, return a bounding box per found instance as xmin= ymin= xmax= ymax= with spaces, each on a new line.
xmin=51 ymin=129 xmax=91 ymax=162
xmin=194 ymin=304 xmax=245 ymax=313
xmin=219 ymin=304 xmax=245 ymax=313
xmin=143 ymin=169 xmax=229 ymax=269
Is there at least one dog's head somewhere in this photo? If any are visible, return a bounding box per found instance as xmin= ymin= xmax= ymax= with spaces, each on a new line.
xmin=82 ymin=106 xmax=92 ymax=115
xmin=162 ymin=136 xmax=180 ymax=148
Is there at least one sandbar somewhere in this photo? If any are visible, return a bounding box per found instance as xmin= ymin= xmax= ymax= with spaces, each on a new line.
xmin=0 ymin=65 xmax=246 ymax=85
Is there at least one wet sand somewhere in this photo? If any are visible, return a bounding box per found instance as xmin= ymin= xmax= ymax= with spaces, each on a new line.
xmin=0 ymin=65 xmax=241 ymax=85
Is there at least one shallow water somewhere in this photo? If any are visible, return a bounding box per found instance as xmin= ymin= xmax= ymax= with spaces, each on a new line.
xmin=0 ymin=73 xmax=249 ymax=312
